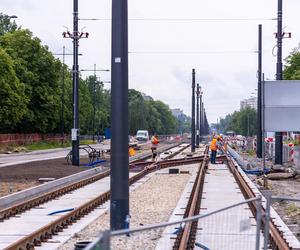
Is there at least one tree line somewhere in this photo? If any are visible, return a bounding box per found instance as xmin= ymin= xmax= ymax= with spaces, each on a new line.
xmin=212 ymin=107 xmax=257 ymax=136
xmin=0 ymin=14 xmax=189 ymax=136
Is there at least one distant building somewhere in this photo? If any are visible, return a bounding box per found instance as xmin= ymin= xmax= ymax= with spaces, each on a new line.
xmin=171 ymin=108 xmax=184 ymax=118
xmin=141 ymin=92 xmax=153 ymax=101
xmin=240 ymin=97 xmax=257 ymax=110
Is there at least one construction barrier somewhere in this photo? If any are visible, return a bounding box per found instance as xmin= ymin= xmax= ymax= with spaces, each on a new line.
xmin=288 ymin=143 xmax=295 ymax=163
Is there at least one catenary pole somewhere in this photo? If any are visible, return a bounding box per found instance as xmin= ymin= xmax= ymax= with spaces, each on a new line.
xmin=191 ymin=69 xmax=196 ymax=152
xmin=257 ymin=24 xmax=263 ymax=158
xmin=196 ymin=84 xmax=200 ymax=147
xmin=72 ymin=0 xmax=80 ymax=166
xmin=111 ymin=0 xmax=129 ymax=230
xmin=275 ymin=0 xmax=283 ymax=164
xmin=200 ymin=94 xmax=203 ymax=141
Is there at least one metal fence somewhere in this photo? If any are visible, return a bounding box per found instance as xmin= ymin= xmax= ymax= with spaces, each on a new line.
xmin=264 ymin=195 xmax=300 ymax=250
xmin=85 ymin=197 xmax=262 ymax=250
xmin=83 ymin=195 xmax=300 ymax=250
xmin=195 ymin=201 xmax=261 ymax=250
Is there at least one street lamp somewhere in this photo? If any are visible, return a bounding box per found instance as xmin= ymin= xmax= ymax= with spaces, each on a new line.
xmin=8 ymin=15 xmax=18 ymax=19
xmin=62 ymin=0 xmax=89 ymax=166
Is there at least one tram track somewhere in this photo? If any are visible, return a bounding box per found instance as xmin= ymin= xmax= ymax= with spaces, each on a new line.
xmin=173 ymin=146 xmax=209 ymax=250
xmin=172 ymin=147 xmax=296 ymax=250
xmin=0 ymin=143 xmax=199 ymax=250
xmin=2 ymin=143 xmax=298 ymax=250
xmin=0 ymin=143 xmax=183 ymax=222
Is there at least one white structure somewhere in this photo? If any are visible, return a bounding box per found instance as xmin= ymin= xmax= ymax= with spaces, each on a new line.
xmin=240 ymin=97 xmax=257 ymax=110
xmin=171 ymin=108 xmax=184 ymax=118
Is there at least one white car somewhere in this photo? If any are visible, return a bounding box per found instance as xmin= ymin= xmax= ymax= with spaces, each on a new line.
xmin=136 ymin=130 xmax=149 ymax=142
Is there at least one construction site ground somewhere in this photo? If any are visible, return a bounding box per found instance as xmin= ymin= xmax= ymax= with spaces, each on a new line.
xmin=240 ymin=151 xmax=300 ymax=240
xmin=0 ymin=144 xmax=156 ymax=197
xmin=0 ymin=157 xmax=96 ymax=197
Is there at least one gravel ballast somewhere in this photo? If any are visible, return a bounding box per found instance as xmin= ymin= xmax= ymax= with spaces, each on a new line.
xmin=59 ymin=167 xmax=195 ymax=250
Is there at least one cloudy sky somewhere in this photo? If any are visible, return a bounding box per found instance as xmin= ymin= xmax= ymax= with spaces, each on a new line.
xmin=2 ymin=0 xmax=300 ymax=123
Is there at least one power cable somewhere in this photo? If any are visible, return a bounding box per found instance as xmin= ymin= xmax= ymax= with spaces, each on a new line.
xmin=80 ymin=17 xmax=276 ymax=22
xmin=129 ymin=50 xmax=258 ymax=55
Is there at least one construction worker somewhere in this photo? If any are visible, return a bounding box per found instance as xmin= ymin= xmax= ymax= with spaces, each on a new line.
xmin=151 ymin=134 xmax=159 ymax=161
xmin=210 ymin=136 xmax=218 ymax=164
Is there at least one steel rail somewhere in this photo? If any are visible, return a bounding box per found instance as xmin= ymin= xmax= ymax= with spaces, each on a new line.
xmin=173 ymin=146 xmax=209 ymax=250
xmin=4 ymin=145 xmax=198 ymax=250
xmin=225 ymin=152 xmax=290 ymax=250
xmin=0 ymin=143 xmax=185 ymax=222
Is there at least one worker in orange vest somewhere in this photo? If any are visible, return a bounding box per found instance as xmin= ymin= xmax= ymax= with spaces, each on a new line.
xmin=210 ymin=136 xmax=218 ymax=164
xmin=151 ymin=134 xmax=159 ymax=161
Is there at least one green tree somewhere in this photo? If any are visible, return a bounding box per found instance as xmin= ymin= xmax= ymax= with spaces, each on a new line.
xmin=83 ymin=75 xmax=110 ymax=135
xmin=0 ymin=13 xmax=18 ymax=36
xmin=227 ymin=108 xmax=257 ymax=136
xmin=0 ymin=48 xmax=27 ymax=131
xmin=284 ymin=46 xmax=300 ymax=80
xmin=128 ymin=89 xmax=148 ymax=134
xmin=0 ymin=29 xmax=62 ymax=133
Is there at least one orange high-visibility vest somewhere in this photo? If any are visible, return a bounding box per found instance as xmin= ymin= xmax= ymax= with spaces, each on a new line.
xmin=151 ymin=136 xmax=159 ymax=145
xmin=210 ymin=138 xmax=217 ymax=151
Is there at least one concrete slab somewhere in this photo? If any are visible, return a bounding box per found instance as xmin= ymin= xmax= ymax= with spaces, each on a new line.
xmin=0 ymin=172 xmax=136 ymax=249
xmin=194 ymin=163 xmax=263 ymax=250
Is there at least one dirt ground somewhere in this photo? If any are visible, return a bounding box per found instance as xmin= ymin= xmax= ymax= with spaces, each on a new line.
xmin=0 ymin=157 xmax=107 ymax=197
xmin=239 ymin=150 xmax=300 ymax=240
xmin=0 ymin=146 xmax=153 ymax=197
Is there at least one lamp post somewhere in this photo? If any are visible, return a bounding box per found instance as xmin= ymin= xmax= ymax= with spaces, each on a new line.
xmin=257 ymin=24 xmax=263 ymax=158
xmin=275 ymin=0 xmax=283 ymax=165
xmin=72 ymin=0 xmax=80 ymax=166
xmin=196 ymin=84 xmax=200 ymax=147
xmin=62 ymin=0 xmax=89 ymax=166
xmin=111 ymin=0 xmax=129 ymax=230
xmin=191 ymin=69 xmax=196 ymax=152
xmin=199 ymin=89 xmax=203 ymax=141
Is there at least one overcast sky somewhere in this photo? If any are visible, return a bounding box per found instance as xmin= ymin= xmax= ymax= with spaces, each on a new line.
xmin=2 ymin=0 xmax=300 ymax=123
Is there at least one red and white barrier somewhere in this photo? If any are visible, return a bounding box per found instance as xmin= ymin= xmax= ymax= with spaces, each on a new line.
xmin=288 ymin=143 xmax=295 ymax=163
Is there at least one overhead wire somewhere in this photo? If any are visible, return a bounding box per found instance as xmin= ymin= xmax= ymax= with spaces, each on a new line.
xmin=80 ymin=17 xmax=276 ymax=22
xmin=129 ymin=50 xmax=258 ymax=55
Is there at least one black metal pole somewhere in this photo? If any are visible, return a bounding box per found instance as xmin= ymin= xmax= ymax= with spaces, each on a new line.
xmin=196 ymin=84 xmax=200 ymax=147
xmin=72 ymin=0 xmax=80 ymax=166
xmin=204 ymin=108 xmax=207 ymax=135
xmin=203 ymin=108 xmax=206 ymax=135
xmin=275 ymin=0 xmax=283 ymax=165
xmin=191 ymin=69 xmax=196 ymax=152
xmin=200 ymin=95 xmax=203 ymax=141
xmin=257 ymin=24 xmax=263 ymax=158
xmin=111 ymin=0 xmax=129 ymax=230
xmin=61 ymin=46 xmax=65 ymax=145
xmin=92 ymin=64 xmax=96 ymax=142
xmin=202 ymin=105 xmax=205 ymax=135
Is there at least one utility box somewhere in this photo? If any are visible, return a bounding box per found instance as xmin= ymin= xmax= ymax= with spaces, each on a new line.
xmin=169 ymin=168 xmax=179 ymax=174
xmin=105 ymin=128 xmax=111 ymax=139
